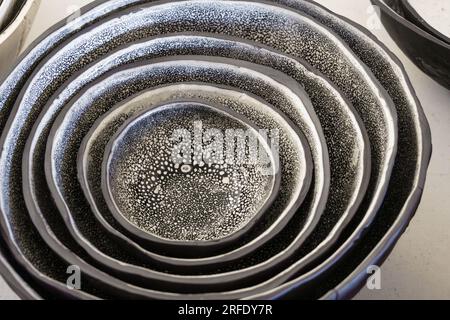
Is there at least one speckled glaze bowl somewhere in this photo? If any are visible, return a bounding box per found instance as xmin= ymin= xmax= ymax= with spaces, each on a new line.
xmin=78 ymin=82 xmax=314 ymax=267
xmin=0 ymin=0 xmax=431 ymax=300
xmin=102 ymin=100 xmax=283 ymax=254
xmin=39 ymin=35 xmax=365 ymax=275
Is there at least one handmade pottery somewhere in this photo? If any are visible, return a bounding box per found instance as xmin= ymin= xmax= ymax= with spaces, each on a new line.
xmin=0 ymin=0 xmax=431 ymax=300
xmin=0 ymin=0 xmax=40 ymax=79
xmin=372 ymin=0 xmax=450 ymax=89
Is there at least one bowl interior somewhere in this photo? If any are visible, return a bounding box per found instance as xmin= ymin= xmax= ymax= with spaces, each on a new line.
xmin=405 ymin=0 xmax=450 ymax=39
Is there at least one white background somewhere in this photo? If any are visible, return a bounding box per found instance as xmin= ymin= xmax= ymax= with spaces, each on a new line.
xmin=0 ymin=0 xmax=449 ymax=300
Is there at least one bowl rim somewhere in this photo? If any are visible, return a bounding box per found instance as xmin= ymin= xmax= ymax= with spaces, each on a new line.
xmin=399 ymin=0 xmax=450 ymax=44
xmin=0 ymin=0 xmax=40 ymax=42
xmin=0 ymin=0 xmax=430 ymax=300
xmin=372 ymin=0 xmax=450 ymax=49
xmin=0 ymin=0 xmax=18 ymax=31
xmin=0 ymin=245 xmax=41 ymax=300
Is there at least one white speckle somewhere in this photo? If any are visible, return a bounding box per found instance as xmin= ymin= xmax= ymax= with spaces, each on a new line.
xmin=181 ymin=164 xmax=192 ymax=173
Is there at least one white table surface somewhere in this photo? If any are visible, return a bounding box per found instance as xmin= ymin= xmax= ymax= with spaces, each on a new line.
xmin=0 ymin=0 xmax=449 ymax=300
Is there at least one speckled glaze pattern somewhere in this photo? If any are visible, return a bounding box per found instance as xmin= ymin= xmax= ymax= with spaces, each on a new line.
xmin=0 ymin=0 xmax=431 ymax=300
xmin=104 ymin=102 xmax=280 ymax=244
xmin=373 ymin=0 xmax=450 ymax=89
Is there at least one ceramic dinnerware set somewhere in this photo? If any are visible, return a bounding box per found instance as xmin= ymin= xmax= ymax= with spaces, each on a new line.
xmin=0 ymin=0 xmax=431 ymax=300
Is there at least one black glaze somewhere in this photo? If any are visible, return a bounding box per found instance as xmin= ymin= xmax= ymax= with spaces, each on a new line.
xmin=400 ymin=0 xmax=450 ymax=45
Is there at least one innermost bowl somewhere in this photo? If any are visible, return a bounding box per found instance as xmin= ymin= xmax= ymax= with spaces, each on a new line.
xmin=102 ymin=101 xmax=280 ymax=247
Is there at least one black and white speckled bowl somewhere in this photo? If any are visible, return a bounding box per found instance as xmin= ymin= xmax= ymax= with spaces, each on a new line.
xmin=0 ymin=0 xmax=40 ymax=79
xmin=44 ymin=34 xmax=367 ymax=275
xmin=399 ymin=0 xmax=450 ymax=45
xmin=78 ymin=82 xmax=315 ymax=269
xmin=0 ymin=0 xmax=431 ymax=300
xmin=102 ymin=100 xmax=284 ymax=255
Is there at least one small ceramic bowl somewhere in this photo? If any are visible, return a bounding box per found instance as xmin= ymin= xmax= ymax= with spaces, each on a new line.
xmin=79 ymin=83 xmax=312 ymax=263
xmin=0 ymin=0 xmax=431 ymax=299
xmin=372 ymin=0 xmax=450 ymax=89
xmin=102 ymin=100 xmax=282 ymax=256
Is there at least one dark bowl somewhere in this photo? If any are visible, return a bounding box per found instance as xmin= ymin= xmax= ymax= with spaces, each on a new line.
xmin=399 ymin=0 xmax=450 ymax=45
xmin=372 ymin=0 xmax=450 ymax=89
xmin=0 ymin=0 xmax=431 ymax=300
xmin=101 ymin=100 xmax=283 ymax=255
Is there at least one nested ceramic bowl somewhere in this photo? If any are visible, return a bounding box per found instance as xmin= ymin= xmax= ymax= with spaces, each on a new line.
xmin=41 ymin=34 xmax=366 ymax=274
xmin=15 ymin=0 xmax=384 ymax=296
xmin=102 ymin=100 xmax=282 ymax=255
xmin=0 ymin=0 xmax=431 ymax=300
